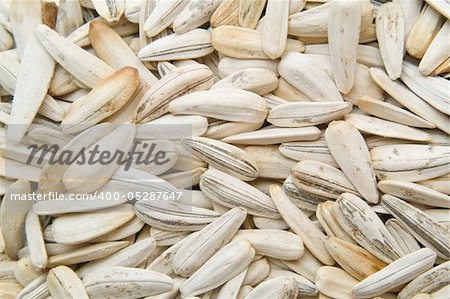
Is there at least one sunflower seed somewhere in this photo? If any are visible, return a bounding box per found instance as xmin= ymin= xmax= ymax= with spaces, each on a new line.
xmin=82 ymin=266 xmax=173 ymax=299
xmin=382 ymin=195 xmax=450 ymax=259
xmin=180 ymin=240 xmax=255 ymax=297
xmin=352 ymin=248 xmax=437 ymax=298
xmin=334 ymin=193 xmax=403 ymax=263
xmin=47 ymin=265 xmax=89 ymax=299
xmin=325 ymin=121 xmax=379 ymax=203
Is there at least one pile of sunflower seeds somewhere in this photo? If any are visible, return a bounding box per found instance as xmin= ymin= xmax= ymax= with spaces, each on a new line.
xmin=0 ymin=0 xmax=449 ymax=298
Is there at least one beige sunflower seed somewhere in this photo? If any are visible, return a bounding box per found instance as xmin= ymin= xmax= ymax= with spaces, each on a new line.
xmin=268 ymin=102 xmax=352 ymax=128
xmin=262 ymin=0 xmax=288 ymax=59
xmin=204 ymin=120 xmax=264 ymax=140
xmin=61 ymin=67 xmax=139 ymax=134
xmin=316 ymin=266 xmax=359 ymax=299
xmin=211 ymin=0 xmax=239 ymax=27
xmin=200 ymin=168 xmax=280 ymax=218
xmin=327 ymin=0 xmax=361 ymax=93
xmin=169 ymin=88 xmax=268 ymax=123
xmin=77 ymin=237 xmax=156 ymax=278
xmin=378 ymin=180 xmax=450 ymax=208
xmin=406 ymin=4 xmax=445 ymax=59
xmin=382 ymin=195 xmax=450 ymax=259
xmin=34 ymin=24 xmax=114 ymax=88
xmin=134 ymin=64 xmax=214 ymax=123
xmin=143 ymin=0 xmax=189 ymax=37
xmin=218 ymin=57 xmax=279 ymax=78
xmin=334 ymin=193 xmax=403 ymax=263
xmin=51 ymin=204 xmax=135 ymax=244
xmin=89 ymin=20 xmax=158 ymax=85
xmin=370 ymin=144 xmax=450 ymax=182
xmin=25 ymin=210 xmax=47 ymax=270
xmin=138 ymin=29 xmax=213 ymax=61
xmin=55 ymin=0 xmax=83 ymax=37
xmin=345 ymin=113 xmax=431 ymax=142
xmin=288 ymin=0 xmax=373 ymax=39
xmin=305 ymin=43 xmax=384 ymax=68
xmin=352 ymin=248 xmax=437 ymax=298
xmin=401 ymin=60 xmax=449 ymax=115
xmin=46 ymin=241 xmax=129 ymax=268
xmin=7 ymin=34 xmax=55 ymax=142
xmin=173 ymin=0 xmax=223 ymax=34
xmin=211 ymin=25 xmax=304 ymax=59
xmin=182 ymin=137 xmax=259 ymax=181
xmin=239 ymin=0 xmax=266 ymax=29
xmin=172 ymin=207 xmax=246 ymax=277
xmin=325 ymin=236 xmax=387 ymax=281
xmin=357 ymin=96 xmax=435 ymax=128
xmin=242 ymin=258 xmax=269 ymax=286
xmin=270 ymin=184 xmax=334 ymax=265
xmin=47 ymin=66 xmax=82 ymax=97
xmin=82 ymin=266 xmax=173 ymax=299
xmin=325 ymin=121 xmax=379 ymax=203
xmin=291 ymin=160 xmax=360 ymax=199
xmin=223 ymin=127 xmax=320 ymax=145
xmin=211 ymin=68 xmax=278 ymax=95
xmin=420 ymin=20 xmax=450 ymax=75
xmin=14 ymin=257 xmax=45 ymax=287
xmin=376 ymin=2 xmax=405 ymax=80
xmin=279 ymin=52 xmax=343 ymax=102
xmin=317 ymin=201 xmax=356 ymax=244
xmin=385 ymin=218 xmax=421 ymax=255
xmin=398 ymin=261 xmax=450 ymax=299
xmin=180 ymin=240 xmax=255 ymax=297
xmin=92 ymin=0 xmax=124 ymax=22
xmin=424 ymin=0 xmax=450 ymax=20
xmin=0 ymin=180 xmax=32 ymax=259
xmin=135 ymin=197 xmax=219 ymax=232
xmin=233 ymin=229 xmax=304 ymax=260
xmin=47 ymin=265 xmax=89 ymax=299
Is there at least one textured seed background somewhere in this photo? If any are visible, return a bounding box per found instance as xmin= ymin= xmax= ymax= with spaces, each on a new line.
xmin=0 ymin=0 xmax=449 ymax=299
